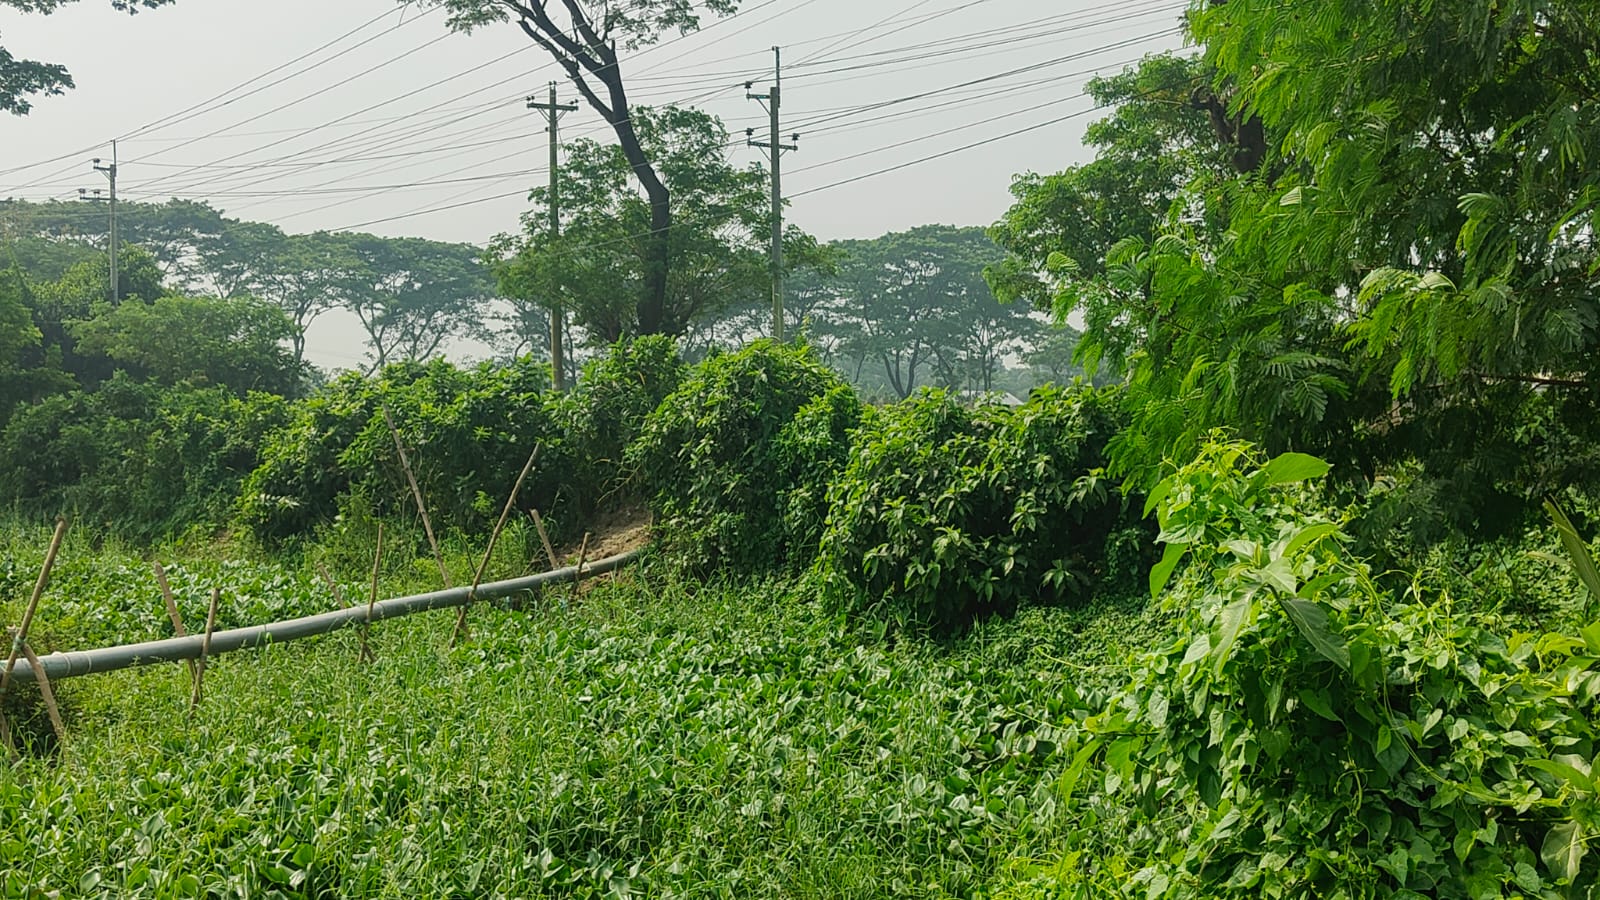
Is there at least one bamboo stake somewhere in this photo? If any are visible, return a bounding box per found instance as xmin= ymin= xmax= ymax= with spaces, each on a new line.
xmin=570 ymin=532 xmax=591 ymax=604
xmin=529 ymin=509 xmax=560 ymax=570
xmin=188 ymin=588 xmax=220 ymax=718
xmin=152 ymin=562 xmax=196 ymax=684
xmin=453 ymin=445 xmax=541 ymax=646
xmin=17 ymin=642 xmax=65 ymax=746
xmin=361 ymin=523 xmax=384 ymax=664
xmin=1 ymin=518 xmax=68 ymax=697
xmin=381 ymin=405 xmax=451 ymax=589
xmin=315 ymin=564 xmax=351 ymax=608
xmin=0 ymin=695 xmax=13 ymax=760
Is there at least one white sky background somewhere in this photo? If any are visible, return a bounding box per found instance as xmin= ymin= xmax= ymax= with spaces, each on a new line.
xmin=0 ymin=0 xmax=1189 ymax=371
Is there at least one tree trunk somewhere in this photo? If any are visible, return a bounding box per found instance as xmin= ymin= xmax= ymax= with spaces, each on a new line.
xmin=513 ymin=8 xmax=673 ymax=336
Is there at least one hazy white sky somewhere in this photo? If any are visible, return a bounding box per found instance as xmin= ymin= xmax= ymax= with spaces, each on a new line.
xmin=0 ymin=0 xmax=1188 ymax=368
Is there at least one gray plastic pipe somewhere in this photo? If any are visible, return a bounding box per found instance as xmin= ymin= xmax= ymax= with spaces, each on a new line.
xmin=5 ymin=549 xmax=641 ymax=684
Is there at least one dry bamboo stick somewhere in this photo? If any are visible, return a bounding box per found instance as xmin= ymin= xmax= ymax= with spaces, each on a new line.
xmin=1 ymin=518 xmax=68 ymax=697
xmin=188 ymin=588 xmax=220 ymax=718
xmin=570 ymin=532 xmax=591 ymax=604
xmin=529 ymin=508 xmax=560 ymax=571
xmin=361 ymin=524 xmax=383 ymax=664
xmin=381 ymin=405 xmax=451 ymax=589
xmin=152 ymin=562 xmax=196 ymax=683
xmin=17 ymin=642 xmax=65 ymax=746
xmin=453 ymin=445 xmax=541 ymax=646
xmin=315 ymin=564 xmax=351 ymax=608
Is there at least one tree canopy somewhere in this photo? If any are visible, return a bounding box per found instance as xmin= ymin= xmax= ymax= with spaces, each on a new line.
xmin=416 ymin=0 xmax=742 ymax=333
xmin=996 ymin=0 xmax=1600 ymax=537
xmin=489 ymin=106 xmax=796 ymax=344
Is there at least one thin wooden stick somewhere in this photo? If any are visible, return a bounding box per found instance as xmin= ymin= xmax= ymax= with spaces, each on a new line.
xmin=361 ymin=523 xmax=383 ymax=664
xmin=189 ymin=588 xmax=220 ymax=718
xmin=570 ymin=532 xmax=591 ymax=604
xmin=453 ymin=444 xmax=541 ymax=646
xmin=1 ymin=518 xmax=68 ymax=697
xmin=17 ymin=642 xmax=65 ymax=746
xmin=529 ymin=508 xmax=560 ymax=570
xmin=0 ymin=701 xmax=13 ymax=760
xmin=381 ymin=405 xmax=451 ymax=589
xmin=152 ymin=562 xmax=196 ymax=683
xmin=457 ymin=445 xmax=544 ymax=640
xmin=315 ymin=563 xmax=351 ymax=608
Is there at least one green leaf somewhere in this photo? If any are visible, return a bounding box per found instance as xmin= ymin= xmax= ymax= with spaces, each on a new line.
xmin=1281 ymin=522 xmax=1340 ymax=560
xmin=1259 ymin=452 xmax=1331 ymax=486
xmin=1540 ymin=820 xmax=1587 ymax=884
xmin=1149 ymin=541 xmax=1189 ymax=599
xmin=1279 ymin=598 xmax=1350 ymax=670
xmin=1526 ymin=758 xmax=1594 ymax=793
xmin=1545 ymin=500 xmax=1600 ymax=606
xmin=1581 ymin=622 xmax=1600 ymax=656
xmin=1058 ymin=738 xmax=1102 ymax=801
xmin=1297 ymin=688 xmax=1339 ymax=721
xmin=1142 ymin=477 xmax=1173 ymax=519
xmin=1212 ymin=598 xmax=1251 ymax=678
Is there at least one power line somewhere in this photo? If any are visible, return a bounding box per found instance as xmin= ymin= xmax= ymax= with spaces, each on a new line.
xmin=116 ymin=7 xmax=422 ymax=142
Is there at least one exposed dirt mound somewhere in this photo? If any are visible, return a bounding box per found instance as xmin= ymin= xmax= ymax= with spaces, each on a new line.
xmin=556 ymin=502 xmax=652 ymax=564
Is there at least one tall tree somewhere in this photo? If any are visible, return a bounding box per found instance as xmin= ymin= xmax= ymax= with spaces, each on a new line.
xmin=339 ymin=233 xmax=493 ymax=371
xmin=490 ymin=106 xmax=801 ymax=344
xmin=1006 ymin=2 xmax=1600 ymax=533
xmin=419 ymin=0 xmax=739 ymax=333
xmin=2 ymin=0 xmax=176 ymax=114
xmin=823 ymin=225 xmax=1026 ymax=399
xmin=202 ymin=223 xmax=354 ymax=366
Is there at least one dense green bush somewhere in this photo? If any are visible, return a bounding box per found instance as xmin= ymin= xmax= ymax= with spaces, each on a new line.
xmin=999 ymin=441 xmax=1600 ymax=897
xmin=548 ymin=335 xmax=684 ymax=514
xmin=772 ymin=384 xmax=864 ymax=563
xmin=630 ymin=340 xmax=855 ymax=573
xmin=0 ymin=375 xmax=288 ymax=540
xmin=817 ymin=385 xmax=1143 ymax=634
xmin=239 ymin=357 xmax=558 ymax=544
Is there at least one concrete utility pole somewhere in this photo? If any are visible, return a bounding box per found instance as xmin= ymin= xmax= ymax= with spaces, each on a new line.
xmin=79 ymin=140 xmax=119 ymax=303
xmin=747 ymin=48 xmax=799 ymax=341
xmin=528 ymin=84 xmax=578 ymax=390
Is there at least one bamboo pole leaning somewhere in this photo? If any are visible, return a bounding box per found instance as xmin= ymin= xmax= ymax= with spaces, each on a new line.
xmin=361 ymin=525 xmax=383 ymax=664
xmin=382 ymin=405 xmax=451 ymax=591
xmin=0 ymin=518 xmax=68 ymax=756
xmin=453 ymin=444 xmax=541 ymax=647
xmin=153 ymin=562 xmax=197 ymax=684
xmin=188 ymin=588 xmax=220 ymax=718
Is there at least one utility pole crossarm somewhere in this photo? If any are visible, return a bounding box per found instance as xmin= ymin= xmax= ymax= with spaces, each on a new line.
xmin=527 ymin=83 xmax=579 ymax=391
xmin=746 ymin=47 xmax=799 ymax=342
xmin=80 ymin=140 xmax=119 ymax=304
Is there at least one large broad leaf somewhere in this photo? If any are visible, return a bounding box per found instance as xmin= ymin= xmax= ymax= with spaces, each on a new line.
xmin=1150 ymin=541 xmax=1189 ymax=599
xmin=1259 ymin=453 xmax=1331 ymax=486
xmin=1541 ymin=820 xmax=1587 ymax=884
xmin=1545 ymin=500 xmax=1600 ymax=607
xmin=1212 ymin=598 xmax=1251 ymax=678
xmin=1279 ymin=598 xmax=1350 ymax=670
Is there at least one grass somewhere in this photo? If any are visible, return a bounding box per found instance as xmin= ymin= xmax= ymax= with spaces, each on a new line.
xmin=0 ymin=522 xmax=1165 ymax=899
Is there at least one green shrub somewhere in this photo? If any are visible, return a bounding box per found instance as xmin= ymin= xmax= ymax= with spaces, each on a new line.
xmin=0 ymin=374 xmax=288 ymax=540
xmin=999 ymin=441 xmax=1600 ymax=897
xmin=817 ymin=384 xmax=1142 ymax=634
xmin=773 ymin=384 xmax=864 ymax=564
xmin=629 ymin=340 xmax=854 ymax=573
xmin=549 ymin=335 xmax=684 ymax=513
xmin=240 ymin=357 xmax=559 ymax=544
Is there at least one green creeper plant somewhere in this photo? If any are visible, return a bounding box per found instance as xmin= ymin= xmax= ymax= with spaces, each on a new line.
xmin=816 ymin=385 xmax=1142 ymax=634
xmin=1015 ymin=440 xmax=1600 ymax=897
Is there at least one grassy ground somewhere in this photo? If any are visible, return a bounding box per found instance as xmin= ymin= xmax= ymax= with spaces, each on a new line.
xmin=0 ymin=523 xmax=1163 ymax=899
